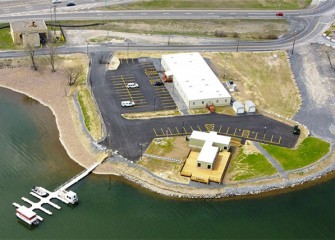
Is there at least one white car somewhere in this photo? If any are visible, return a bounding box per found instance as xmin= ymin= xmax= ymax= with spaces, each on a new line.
xmin=52 ymin=0 xmax=61 ymax=3
xmin=121 ymin=101 xmax=135 ymax=107
xmin=127 ymin=83 xmax=139 ymax=88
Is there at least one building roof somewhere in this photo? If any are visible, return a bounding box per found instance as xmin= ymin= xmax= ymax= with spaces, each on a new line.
xmin=16 ymin=206 xmax=36 ymax=218
xmin=245 ymin=100 xmax=255 ymax=108
xmin=233 ymin=101 xmax=244 ymax=109
xmin=197 ymin=141 xmax=218 ymax=164
xmin=10 ymin=20 xmax=47 ymax=33
xmin=190 ymin=131 xmax=231 ymax=145
xmin=162 ymin=52 xmax=231 ymax=101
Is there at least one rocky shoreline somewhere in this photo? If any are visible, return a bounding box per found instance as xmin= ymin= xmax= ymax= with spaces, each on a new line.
xmin=0 ymin=52 xmax=334 ymax=200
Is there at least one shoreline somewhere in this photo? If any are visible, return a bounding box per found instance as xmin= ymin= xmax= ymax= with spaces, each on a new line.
xmin=0 ymin=64 xmax=335 ymax=200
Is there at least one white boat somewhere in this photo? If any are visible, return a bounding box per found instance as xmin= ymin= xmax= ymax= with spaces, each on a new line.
xmin=31 ymin=186 xmax=47 ymax=197
xmin=57 ymin=190 xmax=78 ymax=204
xmin=16 ymin=206 xmax=39 ymax=226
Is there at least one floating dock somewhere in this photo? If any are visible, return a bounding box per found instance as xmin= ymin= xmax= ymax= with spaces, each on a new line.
xmin=12 ymin=161 xmax=103 ymax=226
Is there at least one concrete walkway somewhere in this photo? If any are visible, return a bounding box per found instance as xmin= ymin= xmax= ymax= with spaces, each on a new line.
xmin=253 ymin=142 xmax=288 ymax=180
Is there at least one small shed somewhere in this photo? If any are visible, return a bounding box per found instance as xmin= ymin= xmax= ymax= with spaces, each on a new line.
xmin=233 ymin=101 xmax=244 ymax=114
xmin=245 ymin=100 xmax=256 ymax=113
xmin=10 ymin=20 xmax=48 ymax=47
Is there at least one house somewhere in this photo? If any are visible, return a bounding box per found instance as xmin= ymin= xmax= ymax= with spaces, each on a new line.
xmin=10 ymin=20 xmax=48 ymax=47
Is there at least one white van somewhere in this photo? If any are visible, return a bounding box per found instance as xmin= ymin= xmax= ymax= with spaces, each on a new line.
xmin=127 ymin=83 xmax=139 ymax=88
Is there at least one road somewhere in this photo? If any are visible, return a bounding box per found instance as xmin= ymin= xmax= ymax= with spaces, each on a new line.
xmin=0 ymin=0 xmax=334 ymax=160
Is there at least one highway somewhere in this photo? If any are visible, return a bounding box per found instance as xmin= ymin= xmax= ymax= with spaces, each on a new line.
xmin=0 ymin=0 xmax=334 ymax=52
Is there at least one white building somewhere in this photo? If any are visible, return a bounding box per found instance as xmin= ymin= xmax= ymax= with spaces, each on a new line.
xmin=161 ymin=52 xmax=231 ymax=109
xmin=245 ymin=100 xmax=256 ymax=113
xmin=189 ymin=131 xmax=231 ymax=170
xmin=233 ymin=101 xmax=245 ymax=114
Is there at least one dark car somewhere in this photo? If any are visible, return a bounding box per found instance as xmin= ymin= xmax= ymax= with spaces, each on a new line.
xmin=67 ymin=1 xmax=76 ymax=6
xmin=154 ymin=81 xmax=164 ymax=86
xmin=276 ymin=12 xmax=284 ymax=16
xmin=293 ymin=125 xmax=300 ymax=135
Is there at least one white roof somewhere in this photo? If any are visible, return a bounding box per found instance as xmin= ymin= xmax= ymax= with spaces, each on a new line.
xmin=197 ymin=141 xmax=218 ymax=164
xmin=233 ymin=101 xmax=244 ymax=109
xmin=162 ymin=52 xmax=231 ymax=101
xmin=190 ymin=131 xmax=231 ymax=145
xmin=245 ymin=100 xmax=255 ymax=107
xmin=17 ymin=206 xmax=36 ymax=218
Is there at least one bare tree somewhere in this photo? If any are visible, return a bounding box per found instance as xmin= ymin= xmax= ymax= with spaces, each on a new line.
xmin=45 ymin=43 xmax=57 ymax=72
xmin=25 ymin=43 xmax=37 ymax=71
xmin=66 ymin=65 xmax=84 ymax=86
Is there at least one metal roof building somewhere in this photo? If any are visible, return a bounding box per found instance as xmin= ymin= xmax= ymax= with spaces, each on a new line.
xmin=161 ymin=52 xmax=231 ymax=109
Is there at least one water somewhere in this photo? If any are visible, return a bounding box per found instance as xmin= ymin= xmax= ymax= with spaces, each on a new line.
xmin=0 ymin=86 xmax=335 ymax=239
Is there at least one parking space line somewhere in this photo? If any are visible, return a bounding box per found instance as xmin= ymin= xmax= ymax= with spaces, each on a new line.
xmin=175 ymin=127 xmax=180 ymax=134
xmin=278 ymin=136 xmax=281 ymax=144
xmin=218 ymin=125 xmax=222 ymax=133
xmin=263 ymin=134 xmax=266 ymax=140
xmin=190 ymin=125 xmax=195 ymax=131
xmin=271 ymin=135 xmax=274 ymax=142
xmin=226 ymin=127 xmax=230 ymax=134
xmin=197 ymin=125 xmax=202 ymax=131
xmin=154 ymin=129 xmax=159 ymax=136
xmin=167 ymin=127 xmax=173 ymax=135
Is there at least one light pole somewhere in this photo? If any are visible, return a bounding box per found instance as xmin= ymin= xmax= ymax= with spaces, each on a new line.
xmin=291 ymin=30 xmax=297 ymax=55
xmin=236 ymin=32 xmax=240 ymax=52
xmin=223 ymin=54 xmax=227 ymax=79
xmin=263 ymin=126 xmax=267 ymax=135
xmin=127 ymin=41 xmax=129 ymax=59
xmin=139 ymin=143 xmax=143 ymax=160
xmin=53 ymin=5 xmax=57 ymax=36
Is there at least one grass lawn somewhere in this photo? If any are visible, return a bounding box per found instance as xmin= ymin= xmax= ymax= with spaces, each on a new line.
xmin=107 ymin=0 xmax=312 ymax=10
xmin=146 ymin=138 xmax=175 ymax=155
xmin=262 ymin=137 xmax=330 ymax=171
xmin=0 ymin=28 xmax=17 ymax=50
xmin=227 ymin=147 xmax=277 ymax=181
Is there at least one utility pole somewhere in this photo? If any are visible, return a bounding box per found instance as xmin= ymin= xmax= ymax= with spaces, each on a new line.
xmin=291 ymin=30 xmax=297 ymax=55
xmin=53 ymin=5 xmax=57 ymax=36
xmin=223 ymin=54 xmax=227 ymax=79
xmin=236 ymin=32 xmax=240 ymax=52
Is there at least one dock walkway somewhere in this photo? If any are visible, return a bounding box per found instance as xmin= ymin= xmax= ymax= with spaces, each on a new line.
xmin=13 ymin=160 xmax=104 ymax=224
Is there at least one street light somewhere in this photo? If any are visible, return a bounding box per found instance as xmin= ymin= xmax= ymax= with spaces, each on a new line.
xmin=140 ymin=143 xmax=143 ymax=160
xmin=292 ymin=30 xmax=297 ymax=55
xmin=263 ymin=126 xmax=267 ymax=135
xmin=236 ymin=32 xmax=240 ymax=52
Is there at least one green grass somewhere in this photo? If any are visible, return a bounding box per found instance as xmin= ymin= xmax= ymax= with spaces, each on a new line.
xmin=262 ymin=137 xmax=330 ymax=171
xmin=106 ymin=0 xmax=312 ymax=10
xmin=78 ymin=89 xmax=92 ymax=132
xmin=0 ymin=28 xmax=17 ymax=50
xmin=146 ymin=138 xmax=175 ymax=155
xmin=228 ymin=148 xmax=277 ymax=181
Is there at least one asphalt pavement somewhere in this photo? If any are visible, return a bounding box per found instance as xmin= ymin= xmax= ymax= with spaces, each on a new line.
xmin=89 ymin=52 xmax=299 ymax=161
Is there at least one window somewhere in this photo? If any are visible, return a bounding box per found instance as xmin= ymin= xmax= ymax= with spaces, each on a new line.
xmin=193 ymin=102 xmax=195 ymax=105
xmin=225 ymin=99 xmax=227 ymax=102
xmin=207 ymin=165 xmax=211 ymax=169
xmin=202 ymin=101 xmax=204 ymax=104
xmin=216 ymin=100 xmax=219 ymax=103
xmin=197 ymin=163 xmax=201 ymax=167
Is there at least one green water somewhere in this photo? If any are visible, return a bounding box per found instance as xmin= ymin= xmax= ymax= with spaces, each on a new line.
xmin=0 ymin=87 xmax=334 ymax=239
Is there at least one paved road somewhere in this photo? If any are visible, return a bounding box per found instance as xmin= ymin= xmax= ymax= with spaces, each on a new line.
xmin=89 ymin=52 xmax=299 ymax=161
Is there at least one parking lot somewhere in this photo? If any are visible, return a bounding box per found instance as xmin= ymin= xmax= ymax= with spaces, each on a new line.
xmin=107 ymin=58 xmax=177 ymax=112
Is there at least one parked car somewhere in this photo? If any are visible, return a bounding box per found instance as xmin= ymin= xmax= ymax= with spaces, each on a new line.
xmin=127 ymin=83 xmax=139 ymax=88
xmin=52 ymin=0 xmax=61 ymax=4
xmin=154 ymin=81 xmax=164 ymax=86
xmin=67 ymin=1 xmax=76 ymax=6
xmin=276 ymin=12 xmax=284 ymax=16
xmin=121 ymin=101 xmax=135 ymax=107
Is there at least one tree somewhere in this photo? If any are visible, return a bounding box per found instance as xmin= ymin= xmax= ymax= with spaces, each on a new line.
xmin=25 ymin=43 xmax=37 ymax=71
xmin=45 ymin=43 xmax=57 ymax=72
xmin=66 ymin=65 xmax=84 ymax=86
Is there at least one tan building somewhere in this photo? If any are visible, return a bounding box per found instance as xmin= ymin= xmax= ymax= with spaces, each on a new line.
xmin=10 ymin=20 xmax=48 ymax=47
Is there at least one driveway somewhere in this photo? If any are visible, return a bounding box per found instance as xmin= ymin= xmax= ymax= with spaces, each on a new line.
xmin=90 ymin=51 xmax=299 ymax=161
